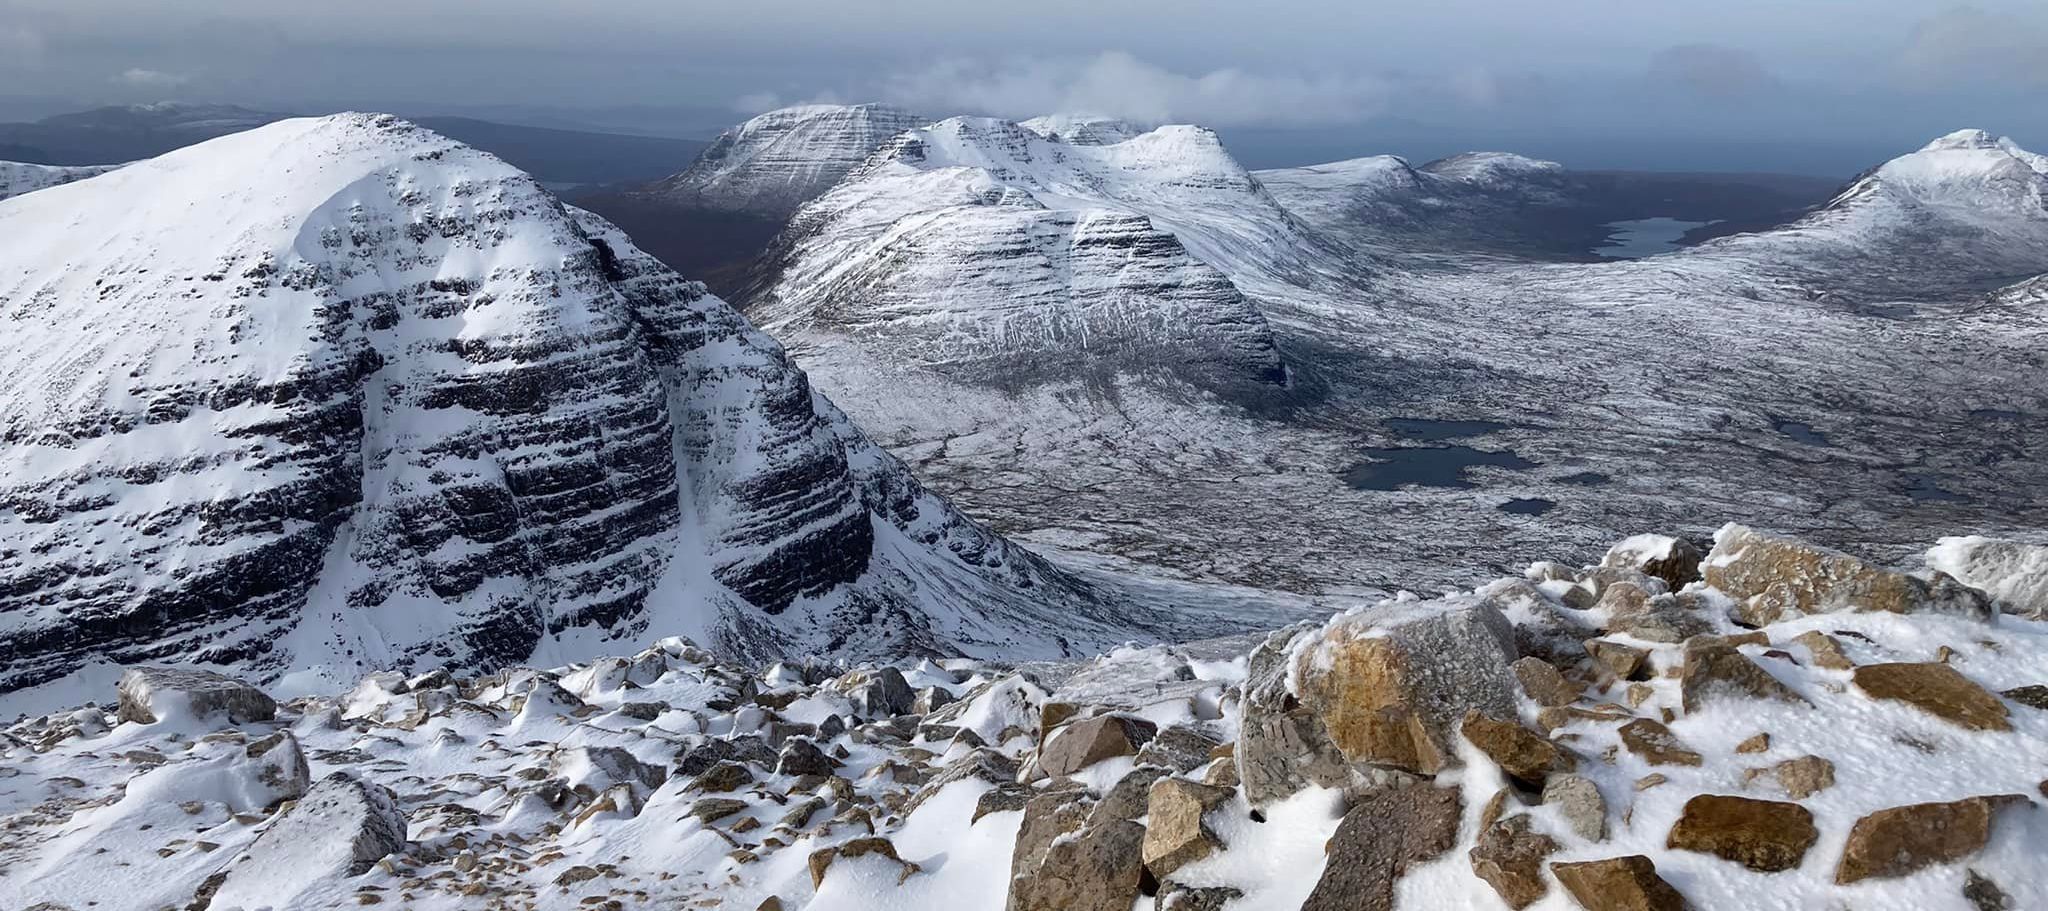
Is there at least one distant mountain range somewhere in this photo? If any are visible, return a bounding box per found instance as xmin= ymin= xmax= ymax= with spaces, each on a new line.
xmin=0 ymin=102 xmax=707 ymax=187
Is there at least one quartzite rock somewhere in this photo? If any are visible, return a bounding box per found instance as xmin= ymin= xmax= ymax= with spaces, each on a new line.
xmin=1619 ymin=719 xmax=1703 ymax=767
xmin=1142 ymin=777 xmax=1234 ymax=879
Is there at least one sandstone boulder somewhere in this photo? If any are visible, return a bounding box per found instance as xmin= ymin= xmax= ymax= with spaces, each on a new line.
xmin=1665 ymin=794 xmax=1817 ymax=872
xmin=808 ymin=836 xmax=914 ymax=887
xmin=1039 ymin=714 xmax=1158 ymax=777
xmin=1301 ymin=783 xmax=1462 ymax=911
xmin=1852 ymin=663 xmax=2012 ymax=731
xmin=1469 ymin=814 xmax=1559 ymax=909
xmin=1836 ymin=796 xmax=2030 ymax=884
xmin=1008 ymin=814 xmax=1147 ymax=911
xmin=1462 ymin=711 xmax=1576 ymax=785
xmin=1679 ymin=641 xmax=1808 ymax=714
xmin=1551 ymin=855 xmax=1688 ymax=911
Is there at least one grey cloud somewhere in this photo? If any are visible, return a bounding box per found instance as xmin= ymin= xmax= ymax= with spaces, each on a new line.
xmin=114 ymin=68 xmax=191 ymax=88
xmin=1647 ymin=44 xmax=1779 ymax=98
xmin=1900 ymin=5 xmax=2048 ymax=87
xmin=876 ymin=52 xmax=1391 ymax=128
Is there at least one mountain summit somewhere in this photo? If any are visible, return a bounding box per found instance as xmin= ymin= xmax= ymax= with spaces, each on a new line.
xmin=642 ymin=103 xmax=925 ymax=219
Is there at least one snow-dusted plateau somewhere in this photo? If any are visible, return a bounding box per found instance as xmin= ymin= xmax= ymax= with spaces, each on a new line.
xmin=1 ymin=102 xmax=2046 ymax=911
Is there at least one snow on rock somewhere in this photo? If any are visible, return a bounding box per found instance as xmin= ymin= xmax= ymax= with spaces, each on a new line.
xmin=0 ymin=113 xmax=1257 ymax=710
xmin=642 ymin=103 xmax=925 ymax=220
xmin=2 ymin=526 xmax=2045 ymax=910
xmin=0 ymin=159 xmax=119 ymax=201
xmin=1928 ymin=536 xmax=2048 ymax=618
xmin=204 ymin=772 xmax=409 ymax=909
xmin=116 ymin=666 xmax=278 ymax=726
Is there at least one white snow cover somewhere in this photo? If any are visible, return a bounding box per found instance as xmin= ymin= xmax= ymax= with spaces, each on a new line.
xmin=0 ymin=159 xmax=120 ymax=201
xmin=1928 ymin=536 xmax=2048 ymax=616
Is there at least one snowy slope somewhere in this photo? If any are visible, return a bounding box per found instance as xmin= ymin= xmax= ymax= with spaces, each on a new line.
xmin=1255 ymin=151 xmax=1596 ymax=260
xmin=0 ymin=114 xmax=1287 ymax=706
xmin=641 ymin=103 xmax=925 ymax=220
xmin=0 ymin=160 xmax=120 ymax=201
xmin=746 ymin=116 xmax=1341 ymax=387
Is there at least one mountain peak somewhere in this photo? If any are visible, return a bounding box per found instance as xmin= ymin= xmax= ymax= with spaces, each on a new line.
xmin=1921 ymin=128 xmax=2002 ymax=152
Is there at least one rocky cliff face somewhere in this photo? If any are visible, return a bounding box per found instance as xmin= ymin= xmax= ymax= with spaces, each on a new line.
xmin=641 ymin=103 xmax=926 ymax=220
xmin=0 ymin=114 xmax=1220 ymax=700
xmin=747 ymin=116 xmax=1301 ymax=389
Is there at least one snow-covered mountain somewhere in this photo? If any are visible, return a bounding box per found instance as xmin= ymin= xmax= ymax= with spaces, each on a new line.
xmin=1685 ymin=130 xmax=2048 ymax=299
xmin=640 ymin=103 xmax=925 ymax=220
xmin=1256 ymin=151 xmax=1579 ymax=258
xmin=0 ymin=160 xmax=119 ymax=201
xmin=745 ymin=116 xmax=1335 ymax=388
xmin=0 ymin=114 xmax=1284 ymax=705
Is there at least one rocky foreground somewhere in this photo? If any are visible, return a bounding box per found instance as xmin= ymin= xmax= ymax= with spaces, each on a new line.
xmin=4 ymin=524 xmax=2046 ymax=911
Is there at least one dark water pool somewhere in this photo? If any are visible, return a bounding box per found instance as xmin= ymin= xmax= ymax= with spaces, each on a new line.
xmin=1343 ymin=445 xmax=1541 ymax=491
xmin=1556 ymin=472 xmax=1611 ymax=486
xmin=1771 ymin=417 xmax=1833 ymax=448
xmin=1499 ymin=498 xmax=1556 ymax=515
xmin=1903 ymin=474 xmax=1970 ymax=503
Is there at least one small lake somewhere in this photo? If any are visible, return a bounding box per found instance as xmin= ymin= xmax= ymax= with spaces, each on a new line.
xmin=1499 ymin=498 xmax=1556 ymax=516
xmin=1343 ymin=445 xmax=1541 ymax=491
xmin=1596 ymin=218 xmax=1711 ymax=259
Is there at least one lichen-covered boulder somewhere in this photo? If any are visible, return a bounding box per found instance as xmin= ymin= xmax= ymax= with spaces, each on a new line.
xmin=117 ymin=666 xmax=276 ymax=725
xmin=1292 ymin=597 xmax=1519 ymax=777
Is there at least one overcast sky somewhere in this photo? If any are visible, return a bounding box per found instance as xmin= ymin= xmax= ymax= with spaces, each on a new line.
xmin=3 ymin=0 xmax=2044 ymax=172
